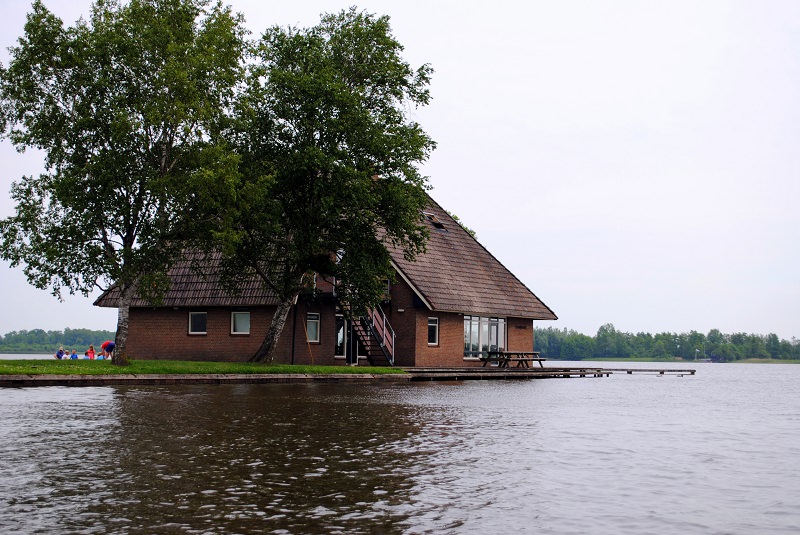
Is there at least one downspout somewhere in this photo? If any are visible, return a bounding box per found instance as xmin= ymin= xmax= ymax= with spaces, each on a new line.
xmin=290 ymin=302 xmax=297 ymax=365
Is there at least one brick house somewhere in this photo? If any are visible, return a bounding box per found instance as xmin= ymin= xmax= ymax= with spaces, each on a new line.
xmin=95 ymin=195 xmax=557 ymax=366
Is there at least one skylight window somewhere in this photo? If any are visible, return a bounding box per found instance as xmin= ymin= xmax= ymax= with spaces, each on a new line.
xmin=422 ymin=211 xmax=446 ymax=230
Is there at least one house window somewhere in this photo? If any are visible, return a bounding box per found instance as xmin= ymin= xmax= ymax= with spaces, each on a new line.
xmin=231 ymin=311 xmax=250 ymax=334
xmin=463 ymin=315 xmax=505 ymax=357
xmin=306 ymin=313 xmax=320 ymax=343
xmin=189 ymin=311 xmax=207 ymax=335
xmin=427 ymin=317 xmax=439 ymax=345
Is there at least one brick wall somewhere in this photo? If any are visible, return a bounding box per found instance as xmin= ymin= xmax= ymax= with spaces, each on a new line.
xmin=125 ymin=282 xmax=540 ymax=367
xmin=127 ymin=307 xmax=272 ymax=361
xmin=383 ymin=279 xmax=417 ymax=366
xmin=507 ymin=317 xmax=534 ymax=352
xmin=126 ymin=301 xmax=346 ymax=364
xmin=284 ymin=300 xmax=340 ymax=365
xmin=381 ymin=278 xmax=471 ymax=367
xmin=412 ymin=311 xmax=472 ymax=367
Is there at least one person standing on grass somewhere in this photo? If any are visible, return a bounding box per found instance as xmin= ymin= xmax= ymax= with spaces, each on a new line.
xmin=101 ymin=340 xmax=115 ymax=359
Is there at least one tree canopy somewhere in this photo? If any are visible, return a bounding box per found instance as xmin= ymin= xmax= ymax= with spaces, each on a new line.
xmin=2 ymin=3 xmax=435 ymax=365
xmin=0 ymin=0 xmax=245 ymax=364
xmin=216 ymin=8 xmax=436 ymax=362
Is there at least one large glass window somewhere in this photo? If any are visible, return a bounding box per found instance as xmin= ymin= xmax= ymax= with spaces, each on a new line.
xmin=231 ymin=311 xmax=250 ymax=334
xmin=488 ymin=317 xmax=505 ymax=353
xmin=464 ymin=315 xmax=479 ymax=355
xmin=306 ymin=313 xmax=320 ymax=343
xmin=463 ymin=315 xmax=505 ymax=356
xmin=427 ymin=317 xmax=439 ymax=345
xmin=189 ymin=311 xmax=207 ymax=335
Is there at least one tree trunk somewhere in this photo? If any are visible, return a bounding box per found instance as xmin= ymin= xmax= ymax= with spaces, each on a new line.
xmin=250 ymin=293 xmax=296 ymax=363
xmin=112 ymin=280 xmax=137 ymax=366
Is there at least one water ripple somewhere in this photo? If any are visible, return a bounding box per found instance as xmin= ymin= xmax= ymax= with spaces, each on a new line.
xmin=1 ymin=365 xmax=799 ymax=533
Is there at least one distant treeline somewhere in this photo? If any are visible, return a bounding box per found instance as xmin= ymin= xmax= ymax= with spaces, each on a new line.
xmin=3 ymin=324 xmax=798 ymax=360
xmin=0 ymin=328 xmax=116 ymax=354
xmin=535 ymin=324 xmax=800 ymax=361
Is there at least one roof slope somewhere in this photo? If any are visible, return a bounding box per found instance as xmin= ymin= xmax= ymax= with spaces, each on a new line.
xmin=96 ymin=195 xmax=557 ymax=320
xmin=387 ymin=195 xmax=557 ymax=320
xmin=94 ymin=251 xmax=280 ymax=308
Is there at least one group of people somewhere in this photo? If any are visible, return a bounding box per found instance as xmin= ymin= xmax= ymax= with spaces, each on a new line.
xmin=54 ymin=340 xmax=116 ymax=360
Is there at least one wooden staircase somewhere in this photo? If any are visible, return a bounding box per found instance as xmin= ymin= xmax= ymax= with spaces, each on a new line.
xmin=351 ymin=307 xmax=395 ymax=366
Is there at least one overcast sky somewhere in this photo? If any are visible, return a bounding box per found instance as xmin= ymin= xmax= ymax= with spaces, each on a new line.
xmin=1 ymin=0 xmax=798 ymax=340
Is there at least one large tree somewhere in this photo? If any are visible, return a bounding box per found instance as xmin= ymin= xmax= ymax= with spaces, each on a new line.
xmin=0 ymin=0 xmax=244 ymax=364
xmin=222 ymin=8 xmax=435 ymax=362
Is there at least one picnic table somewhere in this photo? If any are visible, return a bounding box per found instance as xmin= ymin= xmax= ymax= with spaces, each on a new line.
xmin=480 ymin=351 xmax=547 ymax=368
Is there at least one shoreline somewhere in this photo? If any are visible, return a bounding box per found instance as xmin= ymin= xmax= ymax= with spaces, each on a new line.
xmin=0 ymin=373 xmax=412 ymax=387
xmin=0 ymin=365 xmax=698 ymax=387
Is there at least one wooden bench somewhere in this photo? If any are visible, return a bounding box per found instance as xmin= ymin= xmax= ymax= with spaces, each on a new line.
xmin=480 ymin=351 xmax=547 ymax=368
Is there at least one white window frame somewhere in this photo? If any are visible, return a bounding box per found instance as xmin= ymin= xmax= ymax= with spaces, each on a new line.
xmin=231 ymin=311 xmax=250 ymax=335
xmin=427 ymin=317 xmax=439 ymax=346
xmin=189 ymin=311 xmax=207 ymax=335
xmin=463 ymin=315 xmax=506 ymax=358
xmin=306 ymin=312 xmax=321 ymax=343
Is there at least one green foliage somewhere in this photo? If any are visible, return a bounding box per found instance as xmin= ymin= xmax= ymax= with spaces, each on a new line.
xmin=535 ymin=324 xmax=800 ymax=361
xmin=0 ymin=0 xmax=246 ymax=361
xmin=0 ymin=328 xmax=115 ymax=354
xmin=214 ymin=8 xmax=435 ymax=361
xmin=2 ymin=3 xmax=434 ymax=365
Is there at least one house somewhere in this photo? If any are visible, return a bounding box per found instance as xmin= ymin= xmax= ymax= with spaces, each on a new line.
xmin=94 ymin=195 xmax=557 ymax=366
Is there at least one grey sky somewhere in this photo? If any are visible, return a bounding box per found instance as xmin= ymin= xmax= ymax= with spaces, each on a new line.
xmin=1 ymin=0 xmax=798 ymax=339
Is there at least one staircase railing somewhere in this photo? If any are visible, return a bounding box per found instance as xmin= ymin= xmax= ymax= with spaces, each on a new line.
xmin=350 ymin=307 xmax=395 ymax=366
xmin=368 ymin=306 xmax=395 ymax=363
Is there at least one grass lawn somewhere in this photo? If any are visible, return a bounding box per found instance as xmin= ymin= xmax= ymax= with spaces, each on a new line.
xmin=0 ymin=359 xmax=407 ymax=376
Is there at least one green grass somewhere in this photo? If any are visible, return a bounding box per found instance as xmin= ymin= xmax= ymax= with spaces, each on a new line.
xmin=0 ymin=359 xmax=407 ymax=376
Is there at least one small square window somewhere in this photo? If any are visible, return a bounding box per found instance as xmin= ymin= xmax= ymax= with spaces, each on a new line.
xmin=428 ymin=317 xmax=439 ymax=345
xmin=231 ymin=311 xmax=250 ymax=334
xmin=189 ymin=311 xmax=207 ymax=335
xmin=306 ymin=313 xmax=320 ymax=343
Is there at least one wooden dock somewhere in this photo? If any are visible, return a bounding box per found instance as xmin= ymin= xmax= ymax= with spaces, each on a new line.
xmin=402 ymin=366 xmax=695 ymax=381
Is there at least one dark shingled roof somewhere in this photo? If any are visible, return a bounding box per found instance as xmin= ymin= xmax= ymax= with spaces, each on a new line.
xmin=96 ymin=194 xmax=557 ymax=320
xmin=94 ymin=251 xmax=281 ymax=308
xmin=386 ymin=195 xmax=557 ymax=320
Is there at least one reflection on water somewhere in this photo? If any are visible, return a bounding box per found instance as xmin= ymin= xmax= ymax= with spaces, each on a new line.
xmin=108 ymin=384 xmax=432 ymax=535
xmin=1 ymin=364 xmax=799 ymax=534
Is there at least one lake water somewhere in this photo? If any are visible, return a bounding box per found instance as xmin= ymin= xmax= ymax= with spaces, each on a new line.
xmin=0 ymin=361 xmax=798 ymax=534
